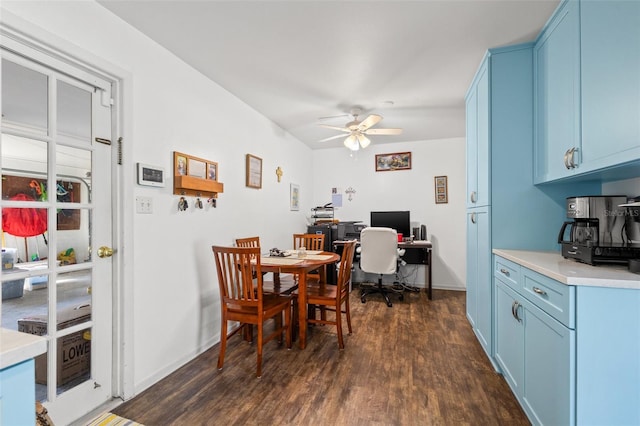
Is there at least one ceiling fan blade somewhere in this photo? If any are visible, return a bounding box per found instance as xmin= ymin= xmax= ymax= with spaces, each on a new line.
xmin=318 ymin=124 xmax=350 ymax=132
xmin=318 ymin=113 xmax=350 ymax=120
xmin=319 ymin=133 xmax=349 ymax=142
xmin=358 ymin=114 xmax=382 ymax=131
xmin=364 ymin=128 xmax=403 ymax=136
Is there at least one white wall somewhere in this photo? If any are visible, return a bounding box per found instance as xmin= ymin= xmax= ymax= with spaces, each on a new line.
xmin=2 ymin=0 xmax=314 ymax=397
xmin=312 ymin=138 xmax=467 ymax=290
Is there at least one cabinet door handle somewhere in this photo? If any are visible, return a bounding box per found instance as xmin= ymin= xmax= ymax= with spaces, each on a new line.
xmin=511 ymin=301 xmax=522 ymax=322
xmin=532 ymin=286 xmax=547 ymax=296
xmin=569 ymin=147 xmax=579 ymax=169
xmin=500 ymin=268 xmax=510 ymax=276
xmin=470 ymin=191 xmax=477 ymax=203
xmin=563 ymin=149 xmax=571 ymax=169
xmin=470 ymin=212 xmax=476 ymax=224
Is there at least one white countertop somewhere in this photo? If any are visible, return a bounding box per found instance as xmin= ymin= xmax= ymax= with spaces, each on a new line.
xmin=1 ymin=328 xmax=47 ymax=370
xmin=493 ymin=249 xmax=640 ymax=290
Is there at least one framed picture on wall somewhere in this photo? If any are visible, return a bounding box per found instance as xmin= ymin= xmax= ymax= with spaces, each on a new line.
xmin=246 ymin=154 xmax=262 ymax=189
xmin=375 ymin=152 xmax=412 ymax=171
xmin=435 ymin=175 xmax=448 ymax=204
xmin=207 ymin=162 xmax=218 ymax=181
xmin=187 ymin=158 xmax=206 ymax=178
xmin=290 ymin=183 xmax=300 ymax=211
xmin=174 ymin=152 xmax=187 ymax=176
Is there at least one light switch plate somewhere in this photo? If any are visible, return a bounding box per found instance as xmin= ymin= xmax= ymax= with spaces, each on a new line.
xmin=136 ymin=196 xmax=153 ymax=214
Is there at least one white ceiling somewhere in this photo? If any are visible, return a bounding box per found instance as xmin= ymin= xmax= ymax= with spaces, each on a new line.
xmin=97 ymin=0 xmax=559 ymax=150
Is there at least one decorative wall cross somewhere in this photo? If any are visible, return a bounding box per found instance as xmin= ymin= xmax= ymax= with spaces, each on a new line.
xmin=345 ymin=187 xmax=356 ymax=201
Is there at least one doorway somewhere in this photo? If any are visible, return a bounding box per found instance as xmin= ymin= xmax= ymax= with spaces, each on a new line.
xmin=1 ymin=38 xmax=119 ymax=422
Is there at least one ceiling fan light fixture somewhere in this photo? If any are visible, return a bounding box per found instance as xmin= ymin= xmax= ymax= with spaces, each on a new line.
xmin=344 ymin=134 xmax=359 ymax=151
xmin=357 ymin=133 xmax=371 ymax=149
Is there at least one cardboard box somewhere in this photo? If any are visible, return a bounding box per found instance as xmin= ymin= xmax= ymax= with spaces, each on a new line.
xmin=18 ymin=304 xmax=91 ymax=386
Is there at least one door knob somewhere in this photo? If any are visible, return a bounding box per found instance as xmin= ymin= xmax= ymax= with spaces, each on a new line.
xmin=97 ymin=246 xmax=114 ymax=258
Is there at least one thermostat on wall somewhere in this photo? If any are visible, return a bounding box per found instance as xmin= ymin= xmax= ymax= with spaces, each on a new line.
xmin=137 ymin=163 xmax=165 ymax=187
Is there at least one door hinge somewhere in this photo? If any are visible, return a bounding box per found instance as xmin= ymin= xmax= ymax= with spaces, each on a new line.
xmin=117 ymin=137 xmax=123 ymax=165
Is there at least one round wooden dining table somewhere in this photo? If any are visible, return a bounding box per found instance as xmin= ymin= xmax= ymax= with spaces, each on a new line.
xmin=258 ymin=251 xmax=340 ymax=349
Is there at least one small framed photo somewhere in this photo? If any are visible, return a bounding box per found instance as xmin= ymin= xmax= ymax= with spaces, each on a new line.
xmin=435 ymin=175 xmax=448 ymax=204
xmin=290 ymin=183 xmax=300 ymax=211
xmin=137 ymin=163 xmax=165 ymax=187
xmin=188 ymin=158 xmax=206 ymax=178
xmin=207 ymin=162 xmax=218 ymax=181
xmin=246 ymin=154 xmax=262 ymax=189
xmin=174 ymin=153 xmax=187 ymax=176
xmin=375 ymin=152 xmax=412 ymax=172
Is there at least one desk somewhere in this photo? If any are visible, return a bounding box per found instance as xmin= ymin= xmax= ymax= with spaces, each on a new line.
xmin=259 ymin=251 xmax=340 ymax=350
xmin=334 ymin=240 xmax=433 ymax=300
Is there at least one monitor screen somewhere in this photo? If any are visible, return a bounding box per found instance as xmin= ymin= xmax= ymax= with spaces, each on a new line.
xmin=370 ymin=211 xmax=411 ymax=237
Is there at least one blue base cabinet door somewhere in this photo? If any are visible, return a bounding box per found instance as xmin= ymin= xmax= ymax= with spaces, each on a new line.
xmin=466 ymin=207 xmax=491 ymax=358
xmin=494 ymin=280 xmax=524 ymax=397
xmin=522 ymin=299 xmax=575 ymax=426
xmin=1 ymin=359 xmax=37 ymax=426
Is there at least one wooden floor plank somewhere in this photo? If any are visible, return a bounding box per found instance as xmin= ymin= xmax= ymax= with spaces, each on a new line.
xmin=113 ymin=289 xmax=529 ymax=425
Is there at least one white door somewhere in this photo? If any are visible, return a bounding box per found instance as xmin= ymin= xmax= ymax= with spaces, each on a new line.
xmin=1 ymin=45 xmax=115 ymax=423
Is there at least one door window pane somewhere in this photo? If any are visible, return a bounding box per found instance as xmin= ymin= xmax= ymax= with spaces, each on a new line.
xmin=1 ymin=59 xmax=48 ymax=133
xmin=1 ymin=135 xmax=48 ymax=203
xmin=57 ymin=80 xmax=91 ymax=140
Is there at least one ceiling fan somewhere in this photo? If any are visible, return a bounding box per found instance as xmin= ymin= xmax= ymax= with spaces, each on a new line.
xmin=318 ymin=107 xmax=403 ymax=151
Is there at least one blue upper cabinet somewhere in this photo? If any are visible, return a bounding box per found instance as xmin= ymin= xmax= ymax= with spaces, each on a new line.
xmin=580 ymin=0 xmax=640 ymax=172
xmin=466 ymin=60 xmax=490 ymax=208
xmin=534 ymin=0 xmax=640 ymax=184
xmin=533 ymin=0 xmax=581 ymax=183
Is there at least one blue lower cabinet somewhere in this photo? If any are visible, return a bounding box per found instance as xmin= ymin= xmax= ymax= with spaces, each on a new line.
xmin=521 ymin=296 xmax=574 ymax=426
xmin=494 ymin=280 xmax=524 ymax=396
xmin=495 ymin=278 xmax=574 ymax=426
xmin=1 ymin=359 xmax=36 ymax=426
xmin=494 ymin=255 xmax=640 ymax=425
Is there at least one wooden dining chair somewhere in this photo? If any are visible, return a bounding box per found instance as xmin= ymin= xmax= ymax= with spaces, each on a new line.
xmin=293 ymin=233 xmax=325 ymax=251
xmin=293 ymin=233 xmax=326 ymax=282
xmin=212 ymin=245 xmax=293 ymax=378
xmin=235 ymin=236 xmax=298 ymax=295
xmin=300 ymin=240 xmax=357 ymax=349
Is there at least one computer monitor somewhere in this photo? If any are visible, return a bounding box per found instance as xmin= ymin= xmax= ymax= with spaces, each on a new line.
xmin=370 ymin=211 xmax=411 ymax=237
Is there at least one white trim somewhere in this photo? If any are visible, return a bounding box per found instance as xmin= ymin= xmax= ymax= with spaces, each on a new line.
xmin=1 ymin=7 xmax=136 ymax=403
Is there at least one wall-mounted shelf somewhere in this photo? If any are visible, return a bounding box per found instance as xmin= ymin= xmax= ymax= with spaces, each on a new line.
xmin=173 ymin=151 xmax=224 ymax=198
xmin=173 ymin=175 xmax=224 ymax=198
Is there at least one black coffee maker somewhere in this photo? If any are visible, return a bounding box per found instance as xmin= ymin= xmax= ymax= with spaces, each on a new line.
xmin=558 ymin=195 xmax=640 ymax=265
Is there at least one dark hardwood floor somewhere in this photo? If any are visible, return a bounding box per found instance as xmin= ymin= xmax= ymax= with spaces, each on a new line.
xmin=112 ymin=289 xmax=529 ymax=425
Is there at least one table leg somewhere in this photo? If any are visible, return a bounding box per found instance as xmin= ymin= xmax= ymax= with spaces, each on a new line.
xmin=298 ymin=272 xmax=308 ymax=349
xmin=427 ymin=249 xmax=433 ymax=300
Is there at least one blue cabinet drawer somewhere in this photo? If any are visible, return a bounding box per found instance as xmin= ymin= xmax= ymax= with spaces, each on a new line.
xmin=522 ymin=268 xmax=575 ymax=329
xmin=494 ymin=256 xmax=520 ymax=290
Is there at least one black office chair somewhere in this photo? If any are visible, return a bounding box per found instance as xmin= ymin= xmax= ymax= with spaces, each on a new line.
xmin=358 ymin=227 xmax=405 ymax=307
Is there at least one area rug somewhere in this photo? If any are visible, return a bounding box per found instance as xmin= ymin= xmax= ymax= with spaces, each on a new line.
xmin=86 ymin=412 xmax=144 ymax=426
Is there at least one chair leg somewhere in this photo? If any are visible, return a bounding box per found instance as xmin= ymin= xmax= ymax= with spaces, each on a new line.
xmin=217 ymin=318 xmax=228 ymax=370
xmin=345 ymin=294 xmax=352 ymax=335
xmin=285 ymin=304 xmax=292 ymax=349
xmin=256 ymin=322 xmax=263 ymax=378
xmin=335 ymin=302 xmax=344 ymax=349
xmin=360 ymin=277 xmax=393 ymax=307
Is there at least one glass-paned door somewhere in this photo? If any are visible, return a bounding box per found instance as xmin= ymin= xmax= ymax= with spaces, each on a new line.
xmin=1 ymin=47 xmax=114 ymax=422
